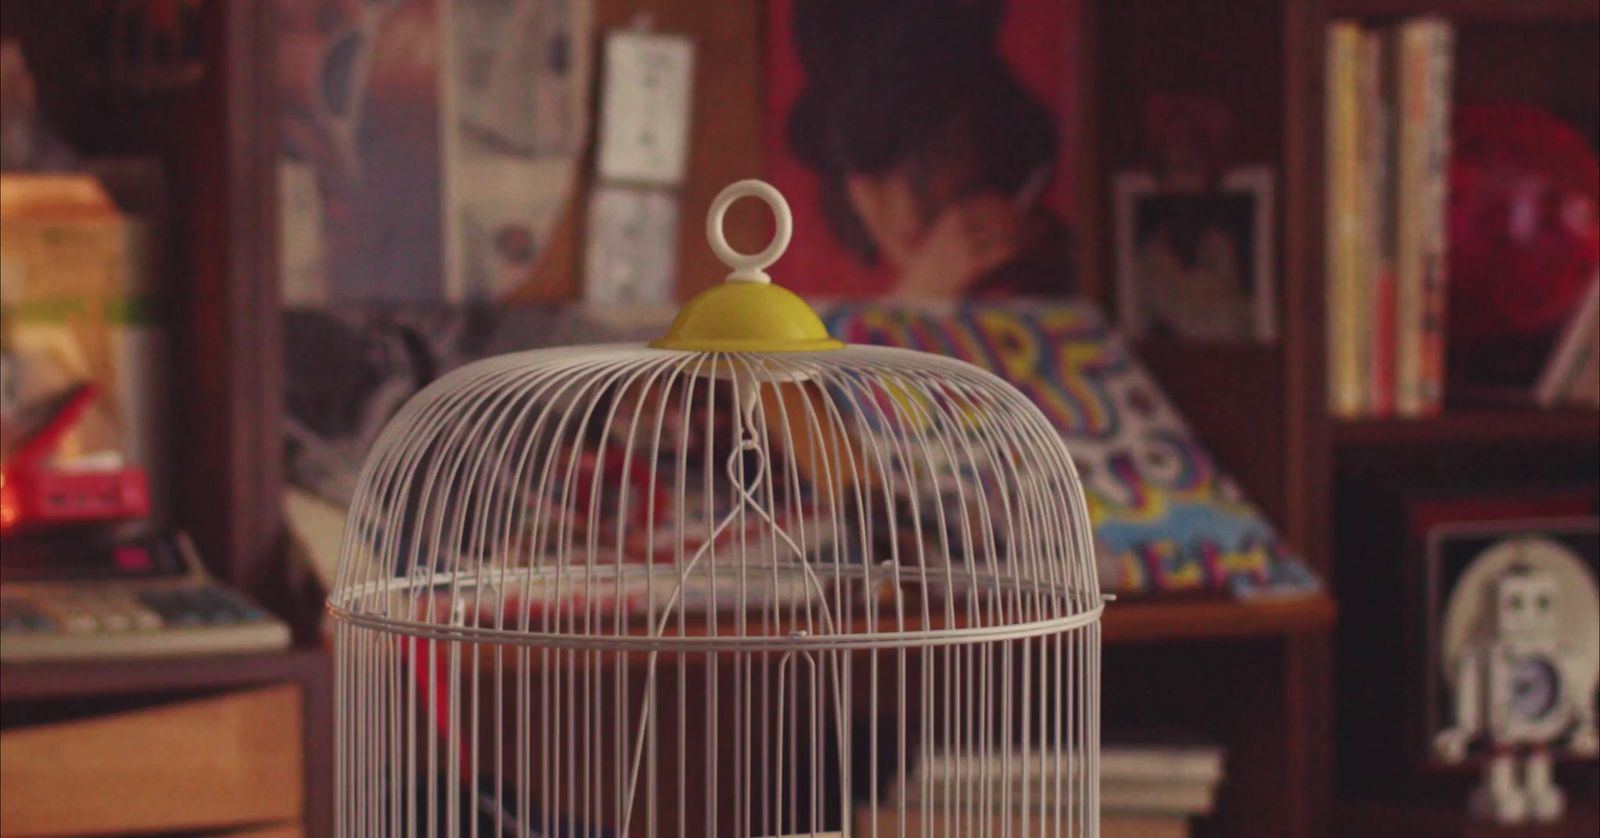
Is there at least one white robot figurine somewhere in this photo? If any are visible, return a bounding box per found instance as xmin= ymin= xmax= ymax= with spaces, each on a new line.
xmin=1434 ymin=566 xmax=1600 ymax=824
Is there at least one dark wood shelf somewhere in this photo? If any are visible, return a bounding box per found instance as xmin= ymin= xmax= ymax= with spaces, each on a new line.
xmin=1103 ymin=593 xmax=1338 ymax=644
xmin=1338 ymin=796 xmax=1600 ymax=837
xmin=0 ymin=647 xmax=329 ymax=702
xmin=1334 ymin=409 xmax=1600 ymax=448
xmin=1330 ymin=0 xmax=1600 ymax=20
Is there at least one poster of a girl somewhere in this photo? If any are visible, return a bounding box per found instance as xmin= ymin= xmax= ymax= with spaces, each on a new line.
xmin=776 ymin=0 xmax=1077 ymax=299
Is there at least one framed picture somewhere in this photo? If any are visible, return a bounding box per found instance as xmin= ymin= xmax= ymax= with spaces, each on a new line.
xmin=1421 ymin=515 xmax=1600 ymax=767
xmin=1113 ymin=168 xmax=1275 ymax=341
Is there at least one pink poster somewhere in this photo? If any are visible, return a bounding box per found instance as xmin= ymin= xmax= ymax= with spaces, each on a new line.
xmin=766 ymin=0 xmax=1083 ymax=299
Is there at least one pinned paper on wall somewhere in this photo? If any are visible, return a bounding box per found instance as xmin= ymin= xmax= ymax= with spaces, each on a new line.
xmin=275 ymin=0 xmax=593 ymax=303
xmin=584 ymin=185 xmax=680 ymax=306
xmin=583 ymin=27 xmax=697 ymax=305
xmin=596 ymin=30 xmax=696 ymax=186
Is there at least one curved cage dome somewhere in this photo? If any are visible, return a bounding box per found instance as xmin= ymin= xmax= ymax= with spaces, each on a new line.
xmin=329 ymin=180 xmax=1104 ymax=837
xmin=330 ymin=345 xmax=1102 ymax=648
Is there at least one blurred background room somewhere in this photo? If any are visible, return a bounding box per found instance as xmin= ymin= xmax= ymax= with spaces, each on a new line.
xmin=0 ymin=0 xmax=1595 ymax=835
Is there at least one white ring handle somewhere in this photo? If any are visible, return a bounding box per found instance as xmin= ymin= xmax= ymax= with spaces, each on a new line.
xmin=707 ymin=179 xmax=792 ymax=284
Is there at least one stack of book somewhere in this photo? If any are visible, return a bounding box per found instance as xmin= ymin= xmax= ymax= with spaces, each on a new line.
xmin=1325 ymin=17 xmax=1454 ymax=418
xmin=856 ymin=743 xmax=1225 ymax=837
xmin=1101 ymin=743 xmax=1226 ymax=835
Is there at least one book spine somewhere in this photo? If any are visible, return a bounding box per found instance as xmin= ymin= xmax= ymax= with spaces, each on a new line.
xmin=1373 ymin=263 xmax=1398 ymax=415
xmin=1374 ymin=29 xmax=1401 ymax=416
xmin=1393 ymin=20 xmax=1430 ymax=417
xmin=1417 ymin=20 xmax=1453 ymax=414
xmin=1565 ymin=341 xmax=1599 ymax=406
xmin=1358 ymin=30 xmax=1392 ymax=416
xmin=1534 ymin=275 xmax=1600 ymax=406
xmin=1100 ymin=781 xmax=1218 ymax=815
xmin=1327 ymin=22 xmax=1367 ymax=418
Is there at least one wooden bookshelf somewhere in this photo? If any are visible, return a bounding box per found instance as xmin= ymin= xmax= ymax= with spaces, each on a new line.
xmin=1312 ymin=1 xmax=1600 ymax=833
xmin=1097 ymin=0 xmax=1596 ymax=833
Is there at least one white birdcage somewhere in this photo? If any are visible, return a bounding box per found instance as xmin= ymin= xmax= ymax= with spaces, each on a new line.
xmin=329 ymin=180 xmax=1106 ymax=836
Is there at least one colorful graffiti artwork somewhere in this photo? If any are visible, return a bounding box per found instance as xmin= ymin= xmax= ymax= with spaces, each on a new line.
xmin=824 ymin=300 xmax=1316 ymax=596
